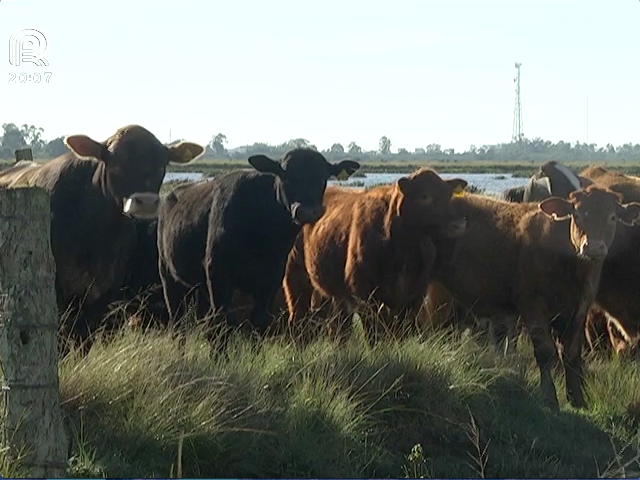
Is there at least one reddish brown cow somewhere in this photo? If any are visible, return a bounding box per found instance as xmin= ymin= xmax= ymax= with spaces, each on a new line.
xmin=428 ymin=187 xmax=640 ymax=410
xmin=283 ymin=168 xmax=468 ymax=343
xmin=580 ymin=166 xmax=640 ymax=357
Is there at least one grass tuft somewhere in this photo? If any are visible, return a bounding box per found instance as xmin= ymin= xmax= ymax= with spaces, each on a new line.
xmin=39 ymin=309 xmax=639 ymax=478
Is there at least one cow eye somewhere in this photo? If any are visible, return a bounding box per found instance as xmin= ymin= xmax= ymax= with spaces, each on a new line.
xmin=609 ymin=213 xmax=617 ymax=222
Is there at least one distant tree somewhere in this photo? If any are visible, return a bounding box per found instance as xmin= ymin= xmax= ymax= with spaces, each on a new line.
xmin=378 ymin=136 xmax=391 ymax=154
xmin=414 ymin=147 xmax=425 ymax=154
xmin=286 ymin=138 xmax=311 ymax=149
xmin=426 ymin=143 xmax=442 ymax=155
xmin=20 ymin=124 xmax=45 ymax=152
xmin=43 ymin=137 xmax=68 ymax=158
xmin=1 ymin=123 xmax=26 ymax=152
xmin=209 ymin=133 xmax=228 ymax=157
xmin=347 ymin=141 xmax=362 ymax=155
xmin=397 ymin=147 xmax=408 ymax=156
xmin=330 ymin=143 xmax=345 ymax=155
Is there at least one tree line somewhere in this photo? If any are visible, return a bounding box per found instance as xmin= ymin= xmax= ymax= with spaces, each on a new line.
xmin=3 ymin=122 xmax=640 ymax=163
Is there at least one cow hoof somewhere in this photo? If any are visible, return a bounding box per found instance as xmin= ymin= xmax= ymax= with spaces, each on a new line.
xmin=540 ymin=390 xmax=560 ymax=412
xmin=567 ymin=393 xmax=587 ymax=410
xmin=544 ymin=397 xmax=560 ymax=412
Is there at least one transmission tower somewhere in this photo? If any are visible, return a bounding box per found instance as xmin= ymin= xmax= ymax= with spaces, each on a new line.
xmin=512 ymin=62 xmax=524 ymax=143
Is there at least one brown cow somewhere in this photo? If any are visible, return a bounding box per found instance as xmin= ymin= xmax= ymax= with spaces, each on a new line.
xmin=283 ymin=168 xmax=468 ymax=343
xmin=0 ymin=125 xmax=204 ymax=351
xmin=580 ymin=165 xmax=640 ymax=357
xmin=428 ymin=187 xmax=640 ymax=410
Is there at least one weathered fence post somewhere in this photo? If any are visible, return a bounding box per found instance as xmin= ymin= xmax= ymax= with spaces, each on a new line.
xmin=14 ymin=148 xmax=33 ymax=163
xmin=0 ymin=186 xmax=68 ymax=477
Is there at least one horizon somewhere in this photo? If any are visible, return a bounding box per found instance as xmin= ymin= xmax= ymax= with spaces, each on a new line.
xmin=2 ymin=0 xmax=639 ymax=153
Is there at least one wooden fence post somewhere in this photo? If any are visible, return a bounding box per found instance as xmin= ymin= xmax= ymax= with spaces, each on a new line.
xmin=13 ymin=148 xmax=33 ymax=163
xmin=0 ymin=186 xmax=68 ymax=477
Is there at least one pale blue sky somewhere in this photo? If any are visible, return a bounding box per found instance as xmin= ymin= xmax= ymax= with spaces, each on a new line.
xmin=1 ymin=0 xmax=638 ymax=153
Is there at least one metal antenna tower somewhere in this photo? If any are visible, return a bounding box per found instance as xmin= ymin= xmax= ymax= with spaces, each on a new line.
xmin=512 ymin=62 xmax=524 ymax=143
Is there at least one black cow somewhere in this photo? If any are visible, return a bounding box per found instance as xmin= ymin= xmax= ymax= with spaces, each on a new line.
xmin=111 ymin=218 xmax=168 ymax=329
xmin=157 ymin=148 xmax=360 ymax=343
xmin=0 ymin=124 xmax=204 ymax=351
xmin=501 ymin=161 xmax=585 ymax=203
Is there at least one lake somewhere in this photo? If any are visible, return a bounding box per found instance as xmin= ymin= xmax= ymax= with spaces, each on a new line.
xmin=163 ymin=171 xmax=527 ymax=196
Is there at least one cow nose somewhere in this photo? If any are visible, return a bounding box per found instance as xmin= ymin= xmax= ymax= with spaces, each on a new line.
xmin=580 ymin=240 xmax=608 ymax=260
xmin=123 ymin=192 xmax=161 ymax=220
xmin=442 ymin=218 xmax=467 ymax=239
xmin=291 ymin=203 xmax=326 ymax=225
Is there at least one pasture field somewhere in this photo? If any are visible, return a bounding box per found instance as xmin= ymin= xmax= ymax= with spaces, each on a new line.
xmin=3 ymin=312 xmax=640 ymax=478
xmin=1 ymin=158 xmax=639 ymax=478
xmin=5 ymin=158 xmax=640 ymax=178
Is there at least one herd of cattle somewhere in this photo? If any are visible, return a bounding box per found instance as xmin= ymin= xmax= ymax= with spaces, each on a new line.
xmin=0 ymin=124 xmax=639 ymax=412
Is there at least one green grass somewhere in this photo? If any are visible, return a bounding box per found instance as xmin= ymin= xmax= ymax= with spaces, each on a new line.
xmin=8 ymin=314 xmax=634 ymax=479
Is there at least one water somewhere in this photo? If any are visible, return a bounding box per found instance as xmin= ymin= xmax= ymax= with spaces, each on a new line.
xmin=164 ymin=172 xmax=204 ymax=183
xmin=328 ymin=172 xmax=527 ymax=196
xmin=163 ymin=171 xmax=527 ymax=196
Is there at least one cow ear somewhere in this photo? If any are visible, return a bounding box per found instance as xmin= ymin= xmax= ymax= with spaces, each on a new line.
xmin=167 ymin=141 xmax=204 ymax=164
xmin=248 ymin=155 xmax=284 ymax=177
xmin=447 ymin=178 xmax=468 ymax=197
xmin=617 ymin=202 xmax=640 ymax=226
xmin=397 ymin=176 xmax=411 ymax=195
xmin=538 ymin=197 xmax=574 ymax=220
xmin=329 ymin=160 xmax=361 ymax=180
xmin=64 ymin=134 xmax=106 ymax=161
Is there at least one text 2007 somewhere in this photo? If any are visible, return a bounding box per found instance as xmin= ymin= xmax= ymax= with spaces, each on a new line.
xmin=8 ymin=72 xmax=53 ymax=84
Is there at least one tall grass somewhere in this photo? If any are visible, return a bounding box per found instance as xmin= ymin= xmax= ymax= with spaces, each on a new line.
xmin=19 ymin=313 xmax=635 ymax=479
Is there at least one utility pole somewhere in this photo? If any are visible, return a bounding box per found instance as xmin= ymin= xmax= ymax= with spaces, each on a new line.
xmin=512 ymin=62 xmax=524 ymax=143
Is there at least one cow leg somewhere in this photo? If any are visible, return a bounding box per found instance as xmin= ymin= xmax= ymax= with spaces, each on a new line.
xmin=606 ymin=313 xmax=635 ymax=356
xmin=557 ymin=316 xmax=587 ymax=409
xmin=205 ymin=267 xmax=237 ymax=351
xmin=59 ymin=291 xmax=117 ymax=356
xmin=195 ymin=284 xmax=213 ymax=320
xmin=282 ymin=242 xmax=312 ymax=327
xmin=159 ymin=264 xmax=191 ymax=330
xmin=249 ymin=289 xmax=277 ymax=336
xmin=491 ymin=315 xmax=520 ymax=356
xmin=421 ymin=282 xmax=456 ymax=332
xmin=59 ymin=307 xmax=94 ymax=356
xmin=325 ymin=298 xmax=355 ymax=344
xmin=521 ymin=314 xmax=561 ymax=410
xmin=361 ymin=310 xmax=383 ymax=347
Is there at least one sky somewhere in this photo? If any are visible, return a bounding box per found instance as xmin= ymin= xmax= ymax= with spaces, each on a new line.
xmin=1 ymin=0 xmax=638 ymax=153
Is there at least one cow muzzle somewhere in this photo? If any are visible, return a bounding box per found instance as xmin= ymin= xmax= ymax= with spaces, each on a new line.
xmin=123 ymin=192 xmax=161 ymax=219
xmin=291 ymin=202 xmax=326 ymax=225
xmin=439 ymin=217 xmax=467 ymax=239
xmin=579 ymin=239 xmax=608 ymax=261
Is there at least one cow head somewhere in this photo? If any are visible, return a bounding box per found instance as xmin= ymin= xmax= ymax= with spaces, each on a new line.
xmin=248 ymin=148 xmax=360 ymax=225
xmin=64 ymin=125 xmax=204 ymax=219
xmin=538 ymin=161 xmax=582 ymax=197
xmin=538 ymin=185 xmax=640 ymax=261
xmin=395 ymin=168 xmax=468 ymax=238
